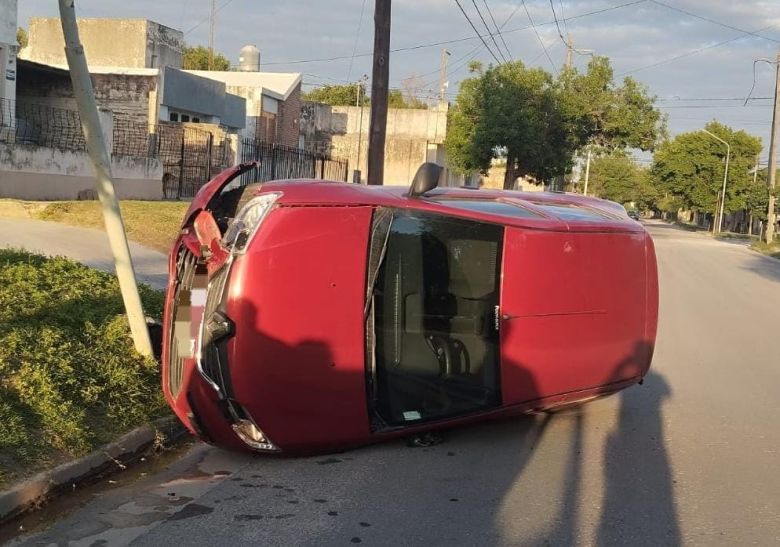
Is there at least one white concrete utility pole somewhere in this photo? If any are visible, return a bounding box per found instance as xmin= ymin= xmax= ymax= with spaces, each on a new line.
xmin=583 ymin=146 xmax=592 ymax=196
xmin=702 ymin=128 xmax=731 ymax=235
xmin=763 ymin=51 xmax=780 ymax=244
xmin=439 ymin=49 xmax=450 ymax=102
xmin=58 ymin=0 xmax=153 ymax=357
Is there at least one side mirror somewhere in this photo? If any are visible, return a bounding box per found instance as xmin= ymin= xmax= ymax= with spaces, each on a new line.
xmin=408 ymin=162 xmax=444 ymax=198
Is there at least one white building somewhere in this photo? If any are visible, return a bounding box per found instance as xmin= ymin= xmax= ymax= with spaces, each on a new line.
xmin=0 ymin=0 xmax=19 ymax=105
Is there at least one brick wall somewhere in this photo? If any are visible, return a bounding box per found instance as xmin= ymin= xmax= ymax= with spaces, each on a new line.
xmin=276 ymin=82 xmax=301 ymax=148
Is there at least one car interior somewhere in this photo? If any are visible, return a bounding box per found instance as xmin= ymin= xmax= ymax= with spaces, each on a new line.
xmin=370 ymin=211 xmax=503 ymax=426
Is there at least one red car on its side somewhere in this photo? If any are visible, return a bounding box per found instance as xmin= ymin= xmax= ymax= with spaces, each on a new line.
xmin=162 ymin=163 xmax=658 ymax=454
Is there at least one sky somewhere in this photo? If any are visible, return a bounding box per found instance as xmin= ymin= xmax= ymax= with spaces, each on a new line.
xmin=17 ymin=0 xmax=780 ymax=163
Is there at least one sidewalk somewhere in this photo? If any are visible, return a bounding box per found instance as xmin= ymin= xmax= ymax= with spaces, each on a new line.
xmin=0 ymin=218 xmax=168 ymax=289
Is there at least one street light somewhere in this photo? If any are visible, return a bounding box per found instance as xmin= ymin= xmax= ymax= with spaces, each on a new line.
xmin=702 ymin=128 xmax=731 ymax=234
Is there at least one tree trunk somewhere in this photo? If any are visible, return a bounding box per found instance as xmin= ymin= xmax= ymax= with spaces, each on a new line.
xmin=503 ymin=153 xmax=516 ymax=190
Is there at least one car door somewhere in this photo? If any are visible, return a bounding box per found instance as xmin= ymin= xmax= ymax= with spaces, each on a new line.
xmin=367 ymin=209 xmax=504 ymax=429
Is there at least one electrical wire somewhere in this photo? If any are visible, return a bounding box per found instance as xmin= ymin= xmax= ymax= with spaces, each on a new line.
xmin=184 ymin=0 xmax=235 ymax=36
xmin=744 ymin=59 xmax=778 ymax=106
xmin=346 ymin=0 xmax=369 ymax=82
xmin=483 ymin=0 xmax=513 ymax=60
xmin=521 ymin=0 xmax=558 ymax=75
xmin=258 ymin=0 xmax=645 ymax=67
xmin=649 ymin=0 xmax=780 ymax=44
xmin=618 ymin=24 xmax=777 ymax=76
xmin=455 ymin=0 xmax=503 ymax=64
xmin=470 ymin=0 xmax=507 ymax=63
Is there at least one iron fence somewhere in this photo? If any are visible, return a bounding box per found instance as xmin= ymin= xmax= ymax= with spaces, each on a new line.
xmin=239 ymin=139 xmax=349 ymax=186
xmin=157 ymin=124 xmax=236 ymax=199
xmin=112 ymin=116 xmax=154 ymax=158
xmin=0 ymin=98 xmax=86 ymax=151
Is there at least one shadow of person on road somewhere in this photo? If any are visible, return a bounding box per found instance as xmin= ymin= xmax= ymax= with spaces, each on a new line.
xmin=596 ymin=368 xmax=680 ymax=546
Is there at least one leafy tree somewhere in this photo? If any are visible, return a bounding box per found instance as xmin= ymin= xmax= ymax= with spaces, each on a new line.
xmin=182 ymin=45 xmax=231 ymax=71
xmin=445 ymin=57 xmax=664 ymax=189
xmin=16 ymin=27 xmax=28 ymax=48
xmin=586 ymin=152 xmax=657 ymax=209
xmin=652 ymin=121 xmax=763 ymax=221
xmin=388 ymin=89 xmax=427 ymax=109
xmin=560 ymin=57 xmax=665 ymax=152
xmin=446 ymin=61 xmax=576 ymax=188
xmin=303 ymin=83 xmax=369 ymax=106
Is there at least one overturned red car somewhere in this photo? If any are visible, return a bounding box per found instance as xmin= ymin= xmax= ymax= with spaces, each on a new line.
xmin=162 ymin=163 xmax=658 ymax=454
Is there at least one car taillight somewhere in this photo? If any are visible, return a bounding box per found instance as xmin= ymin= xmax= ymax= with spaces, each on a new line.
xmin=222 ymin=192 xmax=282 ymax=254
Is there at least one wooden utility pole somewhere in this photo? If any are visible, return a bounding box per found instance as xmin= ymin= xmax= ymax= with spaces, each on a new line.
xmin=764 ymin=50 xmax=780 ymax=244
xmin=367 ymin=0 xmax=391 ymax=186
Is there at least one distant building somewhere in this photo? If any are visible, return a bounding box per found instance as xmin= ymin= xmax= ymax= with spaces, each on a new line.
xmin=0 ymin=0 xmax=19 ymax=105
xmin=22 ymin=17 xmax=183 ymax=69
xmin=17 ymin=18 xmax=245 ymax=133
xmin=188 ymin=58 xmax=303 ymax=147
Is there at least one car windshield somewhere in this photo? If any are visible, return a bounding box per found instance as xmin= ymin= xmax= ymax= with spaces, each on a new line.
xmin=366 ymin=209 xmax=503 ymax=428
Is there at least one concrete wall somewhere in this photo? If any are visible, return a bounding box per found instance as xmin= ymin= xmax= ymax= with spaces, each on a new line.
xmin=0 ymin=143 xmax=163 ymax=200
xmin=300 ymin=101 xmax=448 ymax=184
xmin=23 ymin=18 xmax=182 ymax=69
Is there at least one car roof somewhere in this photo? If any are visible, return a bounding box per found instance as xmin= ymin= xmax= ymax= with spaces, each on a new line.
xmin=252 ymin=180 xmax=643 ymax=234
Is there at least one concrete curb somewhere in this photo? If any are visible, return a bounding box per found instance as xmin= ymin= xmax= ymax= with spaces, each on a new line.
xmin=0 ymin=415 xmax=189 ymax=524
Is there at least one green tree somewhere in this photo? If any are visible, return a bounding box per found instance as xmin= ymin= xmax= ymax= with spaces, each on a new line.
xmin=652 ymin=121 xmax=763 ymax=222
xmin=182 ymin=45 xmax=231 ymax=71
xmin=388 ymin=89 xmax=427 ymax=109
xmin=446 ymin=61 xmax=576 ymax=188
xmin=445 ymin=57 xmax=664 ymax=189
xmin=560 ymin=57 xmax=665 ymax=152
xmin=16 ymin=27 xmax=28 ymax=48
xmin=303 ymin=83 xmax=369 ymax=106
xmin=587 ymin=152 xmax=657 ymax=209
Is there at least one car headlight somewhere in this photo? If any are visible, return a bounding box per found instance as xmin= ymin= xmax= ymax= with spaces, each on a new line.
xmin=232 ymin=419 xmax=280 ymax=452
xmin=223 ymin=192 xmax=282 ymax=254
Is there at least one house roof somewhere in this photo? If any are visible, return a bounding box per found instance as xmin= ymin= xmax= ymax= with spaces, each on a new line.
xmin=184 ymin=71 xmax=301 ymax=101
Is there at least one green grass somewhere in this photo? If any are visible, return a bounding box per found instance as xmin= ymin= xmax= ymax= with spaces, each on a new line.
xmin=750 ymin=240 xmax=780 ymax=259
xmin=0 ymin=249 xmax=167 ymax=487
xmin=35 ymin=201 xmax=189 ymax=253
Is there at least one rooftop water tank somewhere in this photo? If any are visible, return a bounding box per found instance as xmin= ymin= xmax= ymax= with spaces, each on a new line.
xmin=239 ymin=45 xmax=260 ymax=72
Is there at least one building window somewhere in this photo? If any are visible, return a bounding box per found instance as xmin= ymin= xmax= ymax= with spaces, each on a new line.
xmin=192 ymin=117 xmax=200 ymax=123
xmin=169 ymin=112 xmax=179 ymax=122
xmin=181 ymin=114 xmax=191 ymax=122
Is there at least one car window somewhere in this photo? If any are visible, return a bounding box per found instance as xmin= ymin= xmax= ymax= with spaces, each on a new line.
xmin=367 ymin=210 xmax=503 ymax=428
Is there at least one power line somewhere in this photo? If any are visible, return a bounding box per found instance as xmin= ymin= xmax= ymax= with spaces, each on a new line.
xmin=470 ymin=0 xmax=507 ymax=63
xmin=618 ymin=24 xmax=777 ymax=76
xmin=744 ymin=58 xmax=779 ymax=106
xmin=558 ymin=0 xmax=569 ymax=35
xmin=649 ymin=0 xmax=780 ymax=44
xmin=521 ymin=0 xmax=559 ymax=75
xmin=346 ymin=0 xmax=369 ymax=82
xmin=184 ymin=0 xmax=235 ymax=36
xmin=455 ymin=0 xmax=503 ymax=64
xmin=549 ymin=0 xmax=566 ymax=44
xmin=483 ymin=0 xmax=513 ymax=60
xmin=260 ymin=0 xmax=645 ymax=67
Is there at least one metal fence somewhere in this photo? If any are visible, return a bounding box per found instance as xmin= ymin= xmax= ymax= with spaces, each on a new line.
xmin=112 ymin=117 xmax=154 ymax=158
xmin=0 ymin=98 xmax=86 ymax=151
xmin=238 ymin=139 xmax=349 ymax=186
xmin=157 ymin=124 xmax=235 ymax=199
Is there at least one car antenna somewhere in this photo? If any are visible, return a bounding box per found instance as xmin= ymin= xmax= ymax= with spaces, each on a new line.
xmin=408 ymin=162 xmax=444 ymax=198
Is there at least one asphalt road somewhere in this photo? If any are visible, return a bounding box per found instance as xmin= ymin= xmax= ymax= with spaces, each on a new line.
xmin=0 ymin=218 xmax=168 ymax=289
xmin=4 ymin=220 xmax=780 ymax=546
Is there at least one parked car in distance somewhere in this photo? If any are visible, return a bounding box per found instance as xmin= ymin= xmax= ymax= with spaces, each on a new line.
xmin=627 ymin=209 xmax=641 ymax=221
xmin=162 ymin=163 xmax=659 ymax=455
